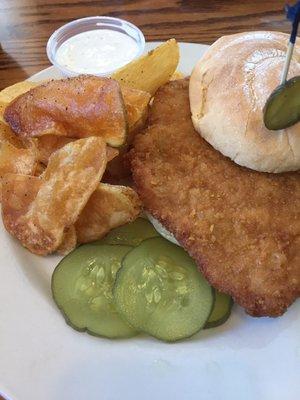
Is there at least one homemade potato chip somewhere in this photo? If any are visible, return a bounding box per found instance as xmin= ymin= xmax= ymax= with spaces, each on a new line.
xmin=0 ymin=142 xmax=37 ymax=177
xmin=0 ymin=142 xmax=37 ymax=199
xmin=2 ymin=174 xmax=42 ymax=243
xmin=0 ymin=120 xmax=25 ymax=148
xmin=0 ymin=81 xmax=37 ymax=104
xmin=2 ymin=177 xmax=75 ymax=256
xmin=4 ymin=76 xmax=127 ymax=147
xmin=112 ymin=39 xmax=179 ymax=95
xmin=75 ymin=183 xmax=142 ymax=243
xmin=38 ymin=136 xmax=107 ymax=226
xmin=36 ymin=137 xmax=118 ymax=166
xmin=0 ymin=102 xmax=7 ymax=122
xmin=56 ymin=225 xmax=77 ymax=255
xmin=2 ymin=137 xmax=107 ymax=255
xmin=35 ymin=135 xmax=75 ymax=165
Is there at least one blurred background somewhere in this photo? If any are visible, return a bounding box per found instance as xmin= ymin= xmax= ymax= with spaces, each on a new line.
xmin=0 ymin=1 xmax=295 ymax=400
xmin=0 ymin=0 xmax=290 ymax=89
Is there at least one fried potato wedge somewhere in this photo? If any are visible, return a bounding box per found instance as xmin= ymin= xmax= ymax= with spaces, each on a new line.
xmin=122 ymin=87 xmax=151 ymax=137
xmin=4 ymin=76 xmax=127 ymax=147
xmin=0 ymin=81 xmax=37 ymax=104
xmin=75 ymin=183 xmax=142 ymax=244
xmin=170 ymin=71 xmax=185 ymax=80
xmin=2 ymin=137 xmax=107 ymax=255
xmin=57 ymin=225 xmax=77 ymax=255
xmin=0 ymin=81 xmax=37 ymax=123
xmin=112 ymin=39 xmax=179 ymax=95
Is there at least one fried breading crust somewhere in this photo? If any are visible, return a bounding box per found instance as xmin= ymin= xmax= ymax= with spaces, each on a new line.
xmin=130 ymin=79 xmax=300 ymax=317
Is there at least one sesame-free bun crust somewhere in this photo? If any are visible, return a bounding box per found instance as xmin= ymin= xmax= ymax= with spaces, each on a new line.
xmin=189 ymin=31 xmax=300 ymax=173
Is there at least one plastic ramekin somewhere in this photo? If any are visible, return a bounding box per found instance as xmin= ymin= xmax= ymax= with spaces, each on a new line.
xmin=46 ymin=16 xmax=145 ymax=77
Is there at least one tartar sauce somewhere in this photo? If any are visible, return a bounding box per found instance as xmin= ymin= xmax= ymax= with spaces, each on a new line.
xmin=55 ymin=29 xmax=140 ymax=74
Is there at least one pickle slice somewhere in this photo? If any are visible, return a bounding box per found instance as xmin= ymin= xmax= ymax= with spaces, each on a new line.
xmin=52 ymin=244 xmax=138 ymax=338
xmin=205 ymin=290 xmax=233 ymax=329
xmin=264 ymin=76 xmax=300 ymax=130
xmin=98 ymin=217 xmax=159 ymax=246
xmin=114 ymin=237 xmax=214 ymax=342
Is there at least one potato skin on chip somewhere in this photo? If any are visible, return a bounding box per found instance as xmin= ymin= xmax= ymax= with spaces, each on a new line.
xmin=4 ymin=76 xmax=127 ymax=147
xmin=2 ymin=137 xmax=107 ymax=255
xmin=75 ymin=183 xmax=142 ymax=244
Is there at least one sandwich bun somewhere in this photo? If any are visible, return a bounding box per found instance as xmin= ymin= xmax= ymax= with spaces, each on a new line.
xmin=189 ymin=31 xmax=300 ymax=173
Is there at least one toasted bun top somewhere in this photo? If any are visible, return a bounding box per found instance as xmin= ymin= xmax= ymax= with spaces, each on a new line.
xmin=189 ymin=31 xmax=300 ymax=173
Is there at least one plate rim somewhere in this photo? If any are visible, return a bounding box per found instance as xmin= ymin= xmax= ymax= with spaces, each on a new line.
xmin=2 ymin=40 xmax=299 ymax=400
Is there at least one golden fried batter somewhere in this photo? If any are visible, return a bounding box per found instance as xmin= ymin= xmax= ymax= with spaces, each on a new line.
xmin=130 ymin=79 xmax=300 ymax=317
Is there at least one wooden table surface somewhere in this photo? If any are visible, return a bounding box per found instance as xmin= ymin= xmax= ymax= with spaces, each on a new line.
xmin=0 ymin=0 xmax=291 ymax=91
xmin=0 ymin=1 xmax=291 ymax=399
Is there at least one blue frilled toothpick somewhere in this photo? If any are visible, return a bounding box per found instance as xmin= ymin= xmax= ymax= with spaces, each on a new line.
xmin=280 ymin=1 xmax=300 ymax=83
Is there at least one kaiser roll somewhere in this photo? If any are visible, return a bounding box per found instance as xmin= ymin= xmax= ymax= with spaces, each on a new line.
xmin=189 ymin=31 xmax=300 ymax=173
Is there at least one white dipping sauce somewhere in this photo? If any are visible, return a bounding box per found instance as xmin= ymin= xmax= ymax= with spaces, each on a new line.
xmin=55 ymin=29 xmax=139 ymax=74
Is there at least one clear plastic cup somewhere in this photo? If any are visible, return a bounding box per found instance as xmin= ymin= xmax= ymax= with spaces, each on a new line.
xmin=46 ymin=16 xmax=145 ymax=77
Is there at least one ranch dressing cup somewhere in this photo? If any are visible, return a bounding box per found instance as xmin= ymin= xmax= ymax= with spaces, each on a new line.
xmin=47 ymin=16 xmax=145 ymax=77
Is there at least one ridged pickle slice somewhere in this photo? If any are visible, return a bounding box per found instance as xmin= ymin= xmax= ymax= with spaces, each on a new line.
xmin=52 ymin=244 xmax=138 ymax=338
xmin=205 ymin=290 xmax=233 ymax=329
xmin=114 ymin=237 xmax=214 ymax=342
xmin=264 ymin=76 xmax=300 ymax=130
xmin=99 ymin=217 xmax=159 ymax=246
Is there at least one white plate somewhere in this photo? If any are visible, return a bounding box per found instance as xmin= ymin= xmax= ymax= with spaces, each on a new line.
xmin=1 ymin=42 xmax=300 ymax=400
